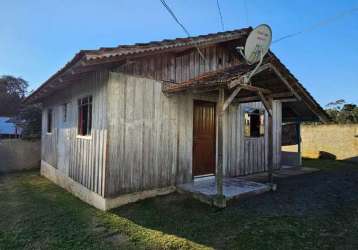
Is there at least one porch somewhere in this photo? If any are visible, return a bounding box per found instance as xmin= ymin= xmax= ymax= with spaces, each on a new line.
xmin=177 ymin=166 xmax=319 ymax=206
xmin=163 ymin=58 xmax=326 ymax=208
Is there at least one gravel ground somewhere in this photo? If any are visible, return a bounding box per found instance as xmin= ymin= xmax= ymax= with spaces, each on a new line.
xmin=233 ymin=161 xmax=358 ymax=216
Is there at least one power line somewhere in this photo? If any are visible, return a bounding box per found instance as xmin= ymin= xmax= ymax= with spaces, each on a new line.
xmin=159 ymin=0 xmax=206 ymax=60
xmin=159 ymin=0 xmax=190 ymax=36
xmin=216 ymin=0 xmax=225 ymax=31
xmin=273 ymin=7 xmax=358 ymax=44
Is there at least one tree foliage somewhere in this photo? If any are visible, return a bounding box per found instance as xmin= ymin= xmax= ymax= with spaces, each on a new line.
xmin=0 ymin=75 xmax=28 ymax=116
xmin=325 ymin=99 xmax=358 ymax=124
xmin=0 ymin=75 xmax=41 ymax=139
xmin=16 ymin=104 xmax=42 ymax=139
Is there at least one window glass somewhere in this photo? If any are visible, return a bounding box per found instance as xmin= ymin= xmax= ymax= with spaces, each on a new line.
xmin=47 ymin=109 xmax=52 ymax=133
xmin=62 ymin=103 xmax=67 ymax=122
xmin=244 ymin=109 xmax=265 ymax=137
xmin=78 ymin=96 xmax=92 ymax=136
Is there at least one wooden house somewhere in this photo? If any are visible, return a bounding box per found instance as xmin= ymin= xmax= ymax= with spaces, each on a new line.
xmin=26 ymin=28 xmax=329 ymax=210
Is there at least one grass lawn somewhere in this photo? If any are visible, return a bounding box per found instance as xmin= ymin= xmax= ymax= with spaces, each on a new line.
xmin=1 ymin=159 xmax=358 ymax=249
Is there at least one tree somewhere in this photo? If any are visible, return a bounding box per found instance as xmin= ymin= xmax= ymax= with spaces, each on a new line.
xmin=0 ymin=75 xmax=41 ymax=139
xmin=325 ymin=99 xmax=358 ymax=124
xmin=16 ymin=104 xmax=42 ymax=139
xmin=0 ymin=75 xmax=28 ymax=116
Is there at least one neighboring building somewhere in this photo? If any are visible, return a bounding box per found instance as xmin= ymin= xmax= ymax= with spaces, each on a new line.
xmin=0 ymin=117 xmax=21 ymax=139
xmin=26 ymin=28 xmax=329 ymax=210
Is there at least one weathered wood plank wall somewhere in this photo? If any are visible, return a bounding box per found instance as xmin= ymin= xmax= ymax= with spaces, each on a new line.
xmin=223 ymin=101 xmax=282 ymax=176
xmin=106 ymin=73 xmax=193 ymax=196
xmin=272 ymin=100 xmax=282 ymax=169
xmin=41 ymin=42 xmax=283 ymax=197
xmin=41 ymin=71 xmax=108 ymax=196
xmin=106 ymin=73 xmax=282 ymax=196
xmin=112 ymin=45 xmax=241 ymax=83
xmin=42 ymin=111 xmax=58 ymax=167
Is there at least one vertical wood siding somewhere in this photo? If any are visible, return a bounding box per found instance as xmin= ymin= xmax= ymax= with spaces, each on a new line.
xmin=106 ymin=73 xmax=282 ymax=195
xmin=272 ymin=101 xmax=282 ymax=169
xmin=41 ymin=110 xmax=58 ymax=167
xmin=224 ymin=101 xmax=282 ymax=176
xmin=112 ymin=45 xmax=241 ymax=83
xmin=106 ymin=73 xmax=193 ymax=196
xmin=41 ymin=71 xmax=108 ymax=196
xmin=41 ymin=43 xmax=283 ymax=196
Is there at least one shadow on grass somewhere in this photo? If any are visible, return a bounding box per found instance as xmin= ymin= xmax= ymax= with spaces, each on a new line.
xmin=108 ymin=159 xmax=358 ymax=249
xmin=0 ymin=171 xmax=130 ymax=249
xmin=2 ymin=159 xmax=358 ymax=249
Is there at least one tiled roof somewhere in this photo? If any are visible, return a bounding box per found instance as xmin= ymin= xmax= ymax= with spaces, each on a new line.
xmin=25 ymin=28 xmax=251 ymax=103
xmin=83 ymin=28 xmax=251 ymax=63
xmin=25 ymin=27 xmax=329 ymax=122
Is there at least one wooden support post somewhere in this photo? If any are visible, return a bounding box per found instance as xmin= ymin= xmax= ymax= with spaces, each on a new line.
xmin=267 ymin=110 xmax=274 ymax=184
xmin=256 ymin=91 xmax=274 ymax=185
xmin=296 ymin=121 xmax=302 ymax=166
xmin=214 ymin=87 xmax=226 ymax=208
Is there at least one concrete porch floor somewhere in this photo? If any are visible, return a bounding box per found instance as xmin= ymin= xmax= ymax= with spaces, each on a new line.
xmin=177 ymin=166 xmax=319 ymax=206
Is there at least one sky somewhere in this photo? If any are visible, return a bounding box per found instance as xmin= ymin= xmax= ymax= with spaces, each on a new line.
xmin=0 ymin=0 xmax=357 ymax=106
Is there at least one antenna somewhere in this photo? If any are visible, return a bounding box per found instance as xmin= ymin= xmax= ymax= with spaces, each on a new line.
xmin=237 ymin=24 xmax=272 ymax=84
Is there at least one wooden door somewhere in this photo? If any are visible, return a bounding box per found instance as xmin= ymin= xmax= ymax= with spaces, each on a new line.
xmin=193 ymin=101 xmax=216 ymax=176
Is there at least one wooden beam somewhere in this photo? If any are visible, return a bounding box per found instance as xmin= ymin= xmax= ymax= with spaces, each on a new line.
xmin=250 ymin=63 xmax=272 ymax=77
xmin=214 ymin=87 xmax=226 ymax=208
xmin=228 ymin=81 xmax=271 ymax=94
xmin=257 ymin=91 xmax=272 ymax=116
xmin=279 ymin=98 xmax=297 ymax=103
xmin=223 ymin=87 xmax=242 ymax=111
xmin=268 ymin=64 xmax=302 ymax=101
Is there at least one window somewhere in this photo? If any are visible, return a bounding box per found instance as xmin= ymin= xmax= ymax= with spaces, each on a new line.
xmin=47 ymin=109 xmax=52 ymax=133
xmin=78 ymin=96 xmax=92 ymax=136
xmin=62 ymin=103 xmax=68 ymax=122
xmin=244 ymin=109 xmax=265 ymax=137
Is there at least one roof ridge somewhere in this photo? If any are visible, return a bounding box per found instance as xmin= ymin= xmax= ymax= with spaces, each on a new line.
xmin=86 ymin=27 xmax=252 ymax=57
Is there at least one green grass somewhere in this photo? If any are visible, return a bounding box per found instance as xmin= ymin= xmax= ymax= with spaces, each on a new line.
xmin=0 ymin=159 xmax=358 ymax=249
xmin=302 ymin=157 xmax=357 ymax=170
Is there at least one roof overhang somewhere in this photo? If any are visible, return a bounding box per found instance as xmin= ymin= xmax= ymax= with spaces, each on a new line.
xmin=162 ymin=53 xmax=329 ymax=123
xmin=25 ymin=28 xmax=251 ymax=104
xmin=24 ymin=27 xmax=329 ymax=123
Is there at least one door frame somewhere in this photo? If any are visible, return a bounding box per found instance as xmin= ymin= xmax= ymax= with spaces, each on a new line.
xmin=192 ymin=100 xmax=217 ymax=178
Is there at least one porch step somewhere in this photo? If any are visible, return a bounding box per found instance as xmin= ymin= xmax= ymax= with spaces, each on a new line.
xmin=177 ymin=177 xmax=271 ymax=206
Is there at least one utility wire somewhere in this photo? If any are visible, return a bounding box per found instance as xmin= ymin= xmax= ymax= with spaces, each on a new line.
xmin=160 ymin=0 xmax=190 ymax=36
xmin=273 ymin=7 xmax=358 ymax=44
xmin=216 ymin=0 xmax=225 ymax=31
xmin=159 ymin=0 xmax=206 ymax=60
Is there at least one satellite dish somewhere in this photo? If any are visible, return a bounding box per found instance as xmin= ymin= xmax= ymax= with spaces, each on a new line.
xmin=243 ymin=24 xmax=272 ymax=65
xmin=234 ymin=24 xmax=272 ymax=85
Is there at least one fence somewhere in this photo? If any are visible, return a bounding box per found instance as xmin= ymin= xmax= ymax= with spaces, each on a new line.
xmin=0 ymin=139 xmax=41 ymax=174
xmin=282 ymin=124 xmax=358 ymax=163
